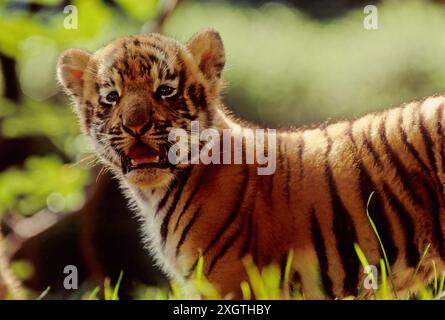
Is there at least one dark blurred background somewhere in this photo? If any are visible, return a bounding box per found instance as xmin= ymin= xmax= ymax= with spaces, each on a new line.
xmin=1 ymin=0 xmax=445 ymax=299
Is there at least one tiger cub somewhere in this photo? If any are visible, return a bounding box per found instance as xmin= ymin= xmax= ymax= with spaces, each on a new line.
xmin=57 ymin=29 xmax=445 ymax=299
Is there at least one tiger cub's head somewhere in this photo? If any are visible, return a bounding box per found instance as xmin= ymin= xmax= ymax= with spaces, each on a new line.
xmin=57 ymin=29 xmax=225 ymax=188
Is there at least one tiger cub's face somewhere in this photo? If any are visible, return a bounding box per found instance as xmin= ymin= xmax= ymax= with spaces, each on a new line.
xmin=57 ymin=29 xmax=225 ymax=188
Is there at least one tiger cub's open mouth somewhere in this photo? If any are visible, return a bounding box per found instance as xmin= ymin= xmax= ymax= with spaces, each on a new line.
xmin=121 ymin=141 xmax=170 ymax=174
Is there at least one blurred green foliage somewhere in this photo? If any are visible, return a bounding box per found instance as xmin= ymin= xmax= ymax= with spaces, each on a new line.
xmin=165 ymin=0 xmax=445 ymax=126
xmin=0 ymin=0 xmax=158 ymax=56
xmin=0 ymin=156 xmax=88 ymax=215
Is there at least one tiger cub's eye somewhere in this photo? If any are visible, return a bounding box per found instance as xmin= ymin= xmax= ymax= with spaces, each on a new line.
xmin=105 ymin=91 xmax=119 ymax=103
xmin=156 ymin=85 xmax=175 ymax=97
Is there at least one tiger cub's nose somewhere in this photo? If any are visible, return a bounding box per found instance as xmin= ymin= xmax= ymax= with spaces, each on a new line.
xmin=121 ymin=108 xmax=152 ymax=136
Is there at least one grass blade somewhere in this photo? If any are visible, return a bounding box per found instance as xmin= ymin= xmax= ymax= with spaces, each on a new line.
xmin=283 ymin=249 xmax=294 ymax=299
xmin=111 ymin=271 xmax=124 ymax=300
xmin=243 ymin=256 xmax=267 ymax=299
xmin=379 ymin=259 xmax=388 ymax=299
xmin=36 ymin=286 xmax=51 ymax=300
xmin=195 ymin=255 xmax=204 ymax=283
xmin=439 ymin=272 xmax=445 ymax=295
xmin=86 ymin=286 xmax=100 ymax=300
xmin=432 ymin=260 xmax=438 ymax=296
xmin=366 ymin=192 xmax=398 ymax=298
xmin=240 ymin=281 xmax=251 ymax=300
xmin=409 ymin=243 xmax=431 ymax=286
xmin=354 ymin=243 xmax=377 ymax=299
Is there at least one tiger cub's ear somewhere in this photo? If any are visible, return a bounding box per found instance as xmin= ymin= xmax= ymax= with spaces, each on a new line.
xmin=57 ymin=49 xmax=91 ymax=99
xmin=186 ymin=29 xmax=225 ymax=84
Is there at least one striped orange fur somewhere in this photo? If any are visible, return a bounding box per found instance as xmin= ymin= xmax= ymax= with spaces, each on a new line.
xmin=57 ymin=29 xmax=445 ymax=299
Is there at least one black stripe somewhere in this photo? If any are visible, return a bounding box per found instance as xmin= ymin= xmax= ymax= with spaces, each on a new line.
xmin=266 ymin=170 xmax=274 ymax=209
xmin=160 ymin=167 xmax=193 ymax=247
xmin=436 ymin=106 xmax=445 ymax=257
xmin=362 ymin=119 xmax=384 ymax=169
xmin=262 ymin=134 xmax=274 ymax=209
xmin=419 ymin=106 xmax=445 ymax=257
xmin=397 ymin=108 xmax=445 ymax=262
xmin=187 ymin=84 xmax=208 ymax=111
xmin=296 ymin=135 xmax=304 ymax=181
xmin=437 ymin=104 xmax=445 ymax=178
xmin=117 ymin=69 xmax=125 ymax=84
xmin=173 ymin=170 xmax=207 ymax=232
xmin=157 ymin=175 xmax=184 ymax=214
xmin=266 ymin=138 xmax=276 ymax=204
xmin=187 ymin=167 xmax=249 ymax=275
xmin=419 ymin=105 xmax=443 ymax=180
xmin=378 ymin=114 xmax=424 ymax=206
xmin=310 ymin=208 xmax=334 ymax=298
xmin=109 ymin=136 xmax=123 ymax=142
xmin=414 ymin=173 xmax=444 ymax=257
xmin=176 ymin=208 xmax=200 ymax=256
xmin=186 ymin=84 xmax=198 ymax=111
xmin=397 ymin=108 xmax=444 ymax=219
xmin=359 ymin=164 xmax=398 ymax=265
xmin=239 ymin=186 xmax=257 ymax=257
xmin=158 ymin=61 xmax=167 ymax=80
xmin=140 ymin=53 xmax=159 ymax=65
xmin=324 ymin=133 xmax=360 ymax=296
xmin=398 ymin=111 xmax=432 ymax=175
xmin=84 ymin=101 xmax=93 ymax=130
xmin=176 ymin=68 xmax=187 ymax=96
xmin=197 ymin=85 xmax=208 ymax=110
xmin=349 ymin=123 xmax=399 ymax=267
xmin=438 ymin=106 xmax=445 ymax=177
xmin=241 ymin=211 xmax=254 ymax=256
xmin=207 ymin=222 xmax=244 ymax=275
xmin=164 ymin=69 xmax=177 ymax=81
xmin=123 ymin=59 xmax=131 ymax=77
xmin=203 ymin=167 xmax=248 ymax=251
xmin=381 ymin=184 xmax=419 ymax=267
xmin=280 ymin=137 xmax=290 ymax=205
xmin=419 ymin=105 xmax=439 ymax=174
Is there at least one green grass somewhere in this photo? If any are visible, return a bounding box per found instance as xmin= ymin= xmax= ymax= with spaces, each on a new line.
xmin=131 ymin=256 xmax=444 ymax=300
xmin=125 ymin=252 xmax=445 ymax=300
xmin=10 ymin=240 xmax=445 ymax=300
xmin=82 ymin=270 xmax=124 ymax=300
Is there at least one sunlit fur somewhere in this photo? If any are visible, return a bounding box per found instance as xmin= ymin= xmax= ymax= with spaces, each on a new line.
xmin=58 ymin=29 xmax=445 ymax=299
